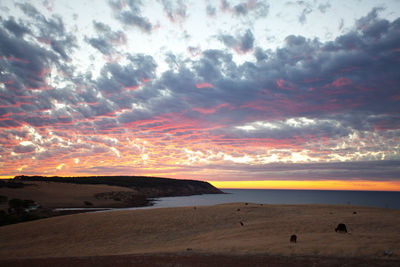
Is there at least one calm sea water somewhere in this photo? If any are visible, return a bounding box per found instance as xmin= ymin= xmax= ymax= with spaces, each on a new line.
xmin=148 ymin=189 xmax=400 ymax=210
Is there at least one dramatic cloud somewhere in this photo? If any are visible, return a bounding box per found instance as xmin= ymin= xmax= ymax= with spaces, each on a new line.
xmin=0 ymin=1 xmax=399 ymax=189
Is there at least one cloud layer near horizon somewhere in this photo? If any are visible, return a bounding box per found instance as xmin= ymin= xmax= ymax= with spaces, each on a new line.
xmin=0 ymin=1 xmax=399 ymax=183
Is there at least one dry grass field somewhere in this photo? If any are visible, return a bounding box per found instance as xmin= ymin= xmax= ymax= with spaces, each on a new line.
xmin=1 ymin=203 xmax=399 ymax=263
xmin=0 ymin=181 xmax=137 ymax=209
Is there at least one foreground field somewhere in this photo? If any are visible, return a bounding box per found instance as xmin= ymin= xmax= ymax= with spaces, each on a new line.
xmin=1 ymin=203 xmax=399 ymax=265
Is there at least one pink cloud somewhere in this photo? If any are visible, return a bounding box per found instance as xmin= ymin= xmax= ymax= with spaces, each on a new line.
xmin=108 ymin=32 xmax=127 ymax=46
xmin=26 ymin=86 xmax=53 ymax=91
xmin=276 ymin=79 xmax=295 ymax=90
xmin=192 ymin=107 xmax=217 ymax=114
xmin=37 ymin=37 xmax=51 ymax=45
xmin=331 ymin=77 xmax=352 ymax=87
xmin=303 ymin=77 xmax=320 ymax=83
xmin=196 ymin=82 xmax=214 ymax=89
xmin=193 ymin=103 xmax=229 ymax=114
xmin=392 ymin=94 xmax=400 ymax=101
xmin=187 ymin=46 xmax=202 ymax=57
xmin=124 ymin=85 xmax=141 ymax=90
xmin=3 ymin=56 xmax=29 ymax=64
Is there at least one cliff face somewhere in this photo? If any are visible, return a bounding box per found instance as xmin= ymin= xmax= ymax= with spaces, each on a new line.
xmin=132 ymin=180 xmax=223 ymax=198
xmin=14 ymin=175 xmax=223 ymax=198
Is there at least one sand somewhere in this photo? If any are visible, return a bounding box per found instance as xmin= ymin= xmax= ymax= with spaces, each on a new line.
xmin=0 ymin=181 xmax=137 ymax=209
xmin=0 ymin=203 xmax=399 ymax=263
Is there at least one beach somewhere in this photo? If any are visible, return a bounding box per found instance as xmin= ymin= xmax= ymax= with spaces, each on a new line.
xmin=1 ymin=203 xmax=399 ymax=266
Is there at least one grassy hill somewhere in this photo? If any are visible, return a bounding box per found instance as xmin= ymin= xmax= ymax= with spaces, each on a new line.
xmin=14 ymin=175 xmax=222 ymax=197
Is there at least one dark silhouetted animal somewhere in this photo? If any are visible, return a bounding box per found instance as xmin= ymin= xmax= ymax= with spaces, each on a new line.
xmin=384 ymin=250 xmax=393 ymax=257
xmin=335 ymin=223 xmax=347 ymax=233
xmin=240 ymin=221 xmax=244 ymax=226
xmin=290 ymin=234 xmax=297 ymax=243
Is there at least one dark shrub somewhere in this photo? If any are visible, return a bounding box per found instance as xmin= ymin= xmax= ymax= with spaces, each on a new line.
xmin=84 ymin=201 xmax=93 ymax=206
xmin=0 ymin=195 xmax=7 ymax=203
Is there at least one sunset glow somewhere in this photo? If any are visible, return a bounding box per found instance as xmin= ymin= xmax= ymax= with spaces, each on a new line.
xmin=210 ymin=180 xmax=400 ymax=191
xmin=0 ymin=1 xmax=400 ymax=191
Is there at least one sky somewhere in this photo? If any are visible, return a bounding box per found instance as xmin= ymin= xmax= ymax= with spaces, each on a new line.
xmin=0 ymin=0 xmax=400 ymax=190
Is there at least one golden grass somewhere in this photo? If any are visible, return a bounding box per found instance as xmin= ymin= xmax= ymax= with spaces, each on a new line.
xmin=1 ymin=203 xmax=399 ymax=259
xmin=0 ymin=181 xmax=136 ymax=208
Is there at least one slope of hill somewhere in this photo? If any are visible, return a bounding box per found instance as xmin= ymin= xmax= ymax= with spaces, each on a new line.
xmin=0 ymin=203 xmax=399 ymax=265
xmin=14 ymin=175 xmax=223 ymax=197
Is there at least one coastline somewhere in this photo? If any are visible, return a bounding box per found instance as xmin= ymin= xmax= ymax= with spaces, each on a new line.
xmin=0 ymin=177 xmax=223 ymax=225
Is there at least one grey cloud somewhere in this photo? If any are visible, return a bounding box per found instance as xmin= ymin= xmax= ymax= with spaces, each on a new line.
xmin=96 ymin=53 xmax=156 ymax=101
xmin=87 ymin=37 xmax=113 ymax=55
xmin=220 ymin=0 xmax=230 ymax=11
xmin=111 ymin=0 xmax=153 ymax=32
xmin=118 ymin=12 xmax=152 ymax=32
xmin=50 ymin=36 xmax=76 ymax=60
xmin=318 ymin=3 xmax=331 ymax=13
xmin=0 ymin=10 xmax=78 ymax=131
xmin=86 ymin=21 xmax=126 ymax=55
xmin=0 ymin=26 xmax=58 ymax=91
xmin=187 ymin=46 xmax=201 ymax=57
xmin=239 ymin=29 xmax=255 ymax=53
xmin=231 ymin=1 xmax=269 ymax=18
xmin=144 ymin=11 xmax=400 ymax=144
xmin=14 ymin=144 xmax=36 ymax=154
xmin=254 ymin=47 xmax=268 ymax=62
xmin=234 ymin=3 xmax=248 ymax=16
xmin=16 ymin=3 xmax=41 ymax=18
xmin=299 ymin=7 xmax=312 ymax=24
xmin=17 ymin=3 xmax=77 ymax=59
xmin=356 ymin=7 xmax=384 ymax=29
xmin=93 ymin=21 xmax=111 ymax=32
xmin=218 ymin=34 xmax=236 ymax=48
xmin=17 ymin=3 xmax=77 ymax=60
xmin=3 ymin=17 xmax=30 ymax=37
xmin=206 ymin=5 xmax=216 ymax=16
xmin=160 ymin=0 xmax=187 ymax=23
xmin=194 ymin=49 xmax=236 ymax=80
xmin=218 ymin=29 xmax=254 ymax=53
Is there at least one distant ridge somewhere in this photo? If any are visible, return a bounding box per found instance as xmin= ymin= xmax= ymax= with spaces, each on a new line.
xmin=14 ymin=175 xmax=223 ymax=198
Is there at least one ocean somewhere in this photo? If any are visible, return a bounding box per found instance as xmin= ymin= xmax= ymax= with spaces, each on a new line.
xmin=148 ymin=189 xmax=400 ymax=210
